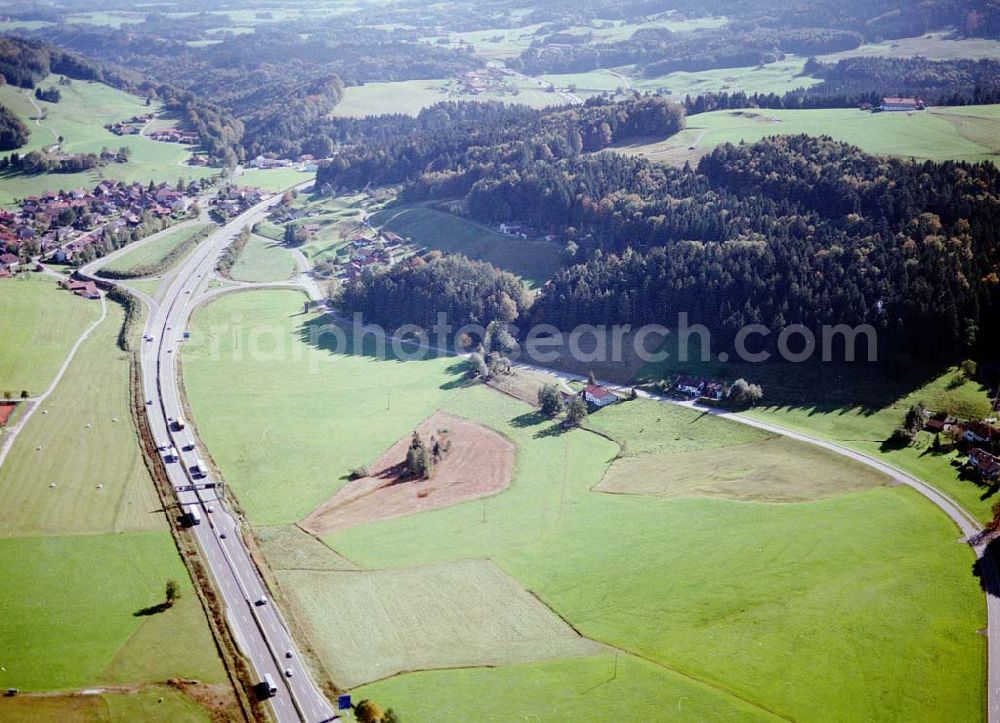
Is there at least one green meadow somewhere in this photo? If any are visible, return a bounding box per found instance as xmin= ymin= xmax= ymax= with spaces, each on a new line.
xmin=229 ymin=234 xmax=296 ymax=282
xmin=542 ymin=56 xmax=819 ymax=101
xmin=617 ymin=105 xmax=1000 ymax=166
xmin=183 ymin=290 xmax=984 ymax=721
xmin=333 ymin=77 xmax=559 ymax=118
xmin=635 ymin=332 xmax=996 ymax=523
xmin=237 ymin=167 xmax=314 ymax=192
xmin=99 ymin=223 xmax=213 ymax=277
xmin=0 ymin=77 xmax=213 ymax=206
xmin=743 ymin=366 xmax=998 ymax=524
xmin=369 ymin=204 xmax=564 ymax=288
xmin=0 ymin=532 xmax=224 ymax=691
xmin=0 ymin=274 xmax=100 ymax=395
xmin=0 ymin=302 xmax=162 ymax=537
xmin=820 ymin=31 xmax=1000 ymax=61
xmin=0 ymin=685 xmax=212 ymax=722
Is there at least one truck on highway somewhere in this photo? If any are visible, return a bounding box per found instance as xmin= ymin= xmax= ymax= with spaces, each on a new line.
xmin=194 ymin=459 xmax=208 ymax=479
xmin=166 ymin=446 xmax=179 ymax=463
xmin=185 ymin=505 xmax=202 ymax=526
xmin=259 ymin=673 xmax=277 ymax=699
xmin=174 ymin=417 xmax=186 ymax=431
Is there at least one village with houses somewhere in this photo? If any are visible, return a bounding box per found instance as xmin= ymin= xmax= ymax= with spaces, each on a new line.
xmin=333 ymin=225 xmax=411 ymax=282
xmin=105 ymin=113 xmax=201 ymax=146
xmin=208 ymin=184 xmax=268 ymax=222
xmin=928 ymin=413 xmax=1000 ymax=486
xmin=0 ymin=178 xmax=211 ymax=275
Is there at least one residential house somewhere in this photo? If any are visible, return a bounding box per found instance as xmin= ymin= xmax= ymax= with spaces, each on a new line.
xmin=879 ymin=97 xmax=925 ymax=112
xmin=965 ymin=421 xmax=999 ymax=445
xmin=968 ymin=448 xmax=1000 ymax=480
xmin=703 ymin=381 xmax=726 ymax=401
xmin=583 ymin=384 xmax=619 ymax=408
xmin=675 ymin=376 xmax=704 ymax=396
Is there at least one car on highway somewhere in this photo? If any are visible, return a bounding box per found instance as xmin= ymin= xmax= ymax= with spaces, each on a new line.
xmin=255 ymin=595 xmax=268 ymax=606
xmin=285 ymin=650 xmax=293 ymax=659
xmin=284 ymin=668 xmax=293 ymax=678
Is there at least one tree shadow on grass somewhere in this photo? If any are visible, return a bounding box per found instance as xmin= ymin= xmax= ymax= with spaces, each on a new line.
xmin=134 ymin=601 xmax=171 ymax=617
xmin=534 ymin=422 xmax=573 ymax=439
xmin=512 ymin=410 xmax=547 ymax=428
xmin=973 ymin=538 xmax=1000 ymax=598
xmin=440 ymin=376 xmax=475 ymax=391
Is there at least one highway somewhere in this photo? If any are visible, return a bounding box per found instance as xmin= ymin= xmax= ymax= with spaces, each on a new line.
xmin=82 ymin=188 xmax=335 ymax=723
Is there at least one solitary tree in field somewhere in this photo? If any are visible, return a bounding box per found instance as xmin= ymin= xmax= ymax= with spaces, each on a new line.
xmin=165 ymin=579 xmax=181 ymax=606
xmin=538 ymin=383 xmax=564 ymax=417
xmin=405 ymin=432 xmax=433 ymax=480
xmin=468 ymin=352 xmax=488 ymax=380
xmin=566 ymin=396 xmax=588 ymax=427
xmin=354 ymin=699 xmax=386 ymax=723
xmin=20 ymin=390 xmax=28 ymax=399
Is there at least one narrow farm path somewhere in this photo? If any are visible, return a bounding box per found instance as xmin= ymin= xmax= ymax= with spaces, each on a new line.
xmin=25 ymin=90 xmax=59 ymax=147
xmin=0 ymin=294 xmax=108 ymax=470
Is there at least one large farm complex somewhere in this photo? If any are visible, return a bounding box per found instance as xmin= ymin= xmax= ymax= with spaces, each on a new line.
xmin=2 ymin=1 xmax=1000 ymax=722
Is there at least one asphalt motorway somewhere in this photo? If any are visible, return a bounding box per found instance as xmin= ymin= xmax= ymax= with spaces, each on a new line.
xmin=85 ymin=188 xmax=335 ymax=723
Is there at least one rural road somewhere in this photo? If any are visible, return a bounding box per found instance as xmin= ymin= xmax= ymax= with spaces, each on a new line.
xmin=81 ymin=183 xmax=336 ymax=723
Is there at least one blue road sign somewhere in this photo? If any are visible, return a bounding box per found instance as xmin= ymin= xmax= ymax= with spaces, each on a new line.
xmin=337 ymin=694 xmax=352 ymax=711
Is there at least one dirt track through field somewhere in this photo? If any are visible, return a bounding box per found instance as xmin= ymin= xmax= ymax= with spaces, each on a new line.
xmin=302 ymin=411 xmax=514 ymax=534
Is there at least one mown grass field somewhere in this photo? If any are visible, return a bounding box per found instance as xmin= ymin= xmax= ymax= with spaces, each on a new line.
xmin=182 ymin=291 xmax=459 ymax=525
xmin=183 ymin=290 xmax=984 ymax=721
xmin=635 ymin=332 xmax=996 ymax=522
xmin=281 ymin=559 xmax=605 ymax=687
xmin=0 ymin=274 xmax=100 ymax=395
xmin=820 ymin=31 xmax=1000 ymax=61
xmin=743 ymin=367 xmax=998 ymax=523
xmin=616 ymin=105 xmax=1000 ymax=166
xmin=541 ymin=57 xmax=819 ymax=101
xmin=0 ymin=302 xmax=162 ymax=537
xmin=370 ymin=204 xmax=564 ymax=288
xmin=237 ymin=167 xmax=314 ymax=192
xmin=332 ymin=77 xmax=559 ymax=118
xmin=586 ymin=395 xmax=768 ymax=456
xmin=99 ymin=223 xmax=213 ymax=276
xmin=358 ymin=654 xmax=771 ymax=722
xmin=630 ymin=57 xmax=820 ymax=97
xmin=0 ymin=77 xmax=214 ymax=206
xmin=0 ymin=686 xmax=211 ymax=722
xmin=0 ymin=532 xmax=225 ymax=691
xmin=230 ymin=234 xmax=296 ymax=282
xmin=599 ymin=435 xmax=889 ymax=502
